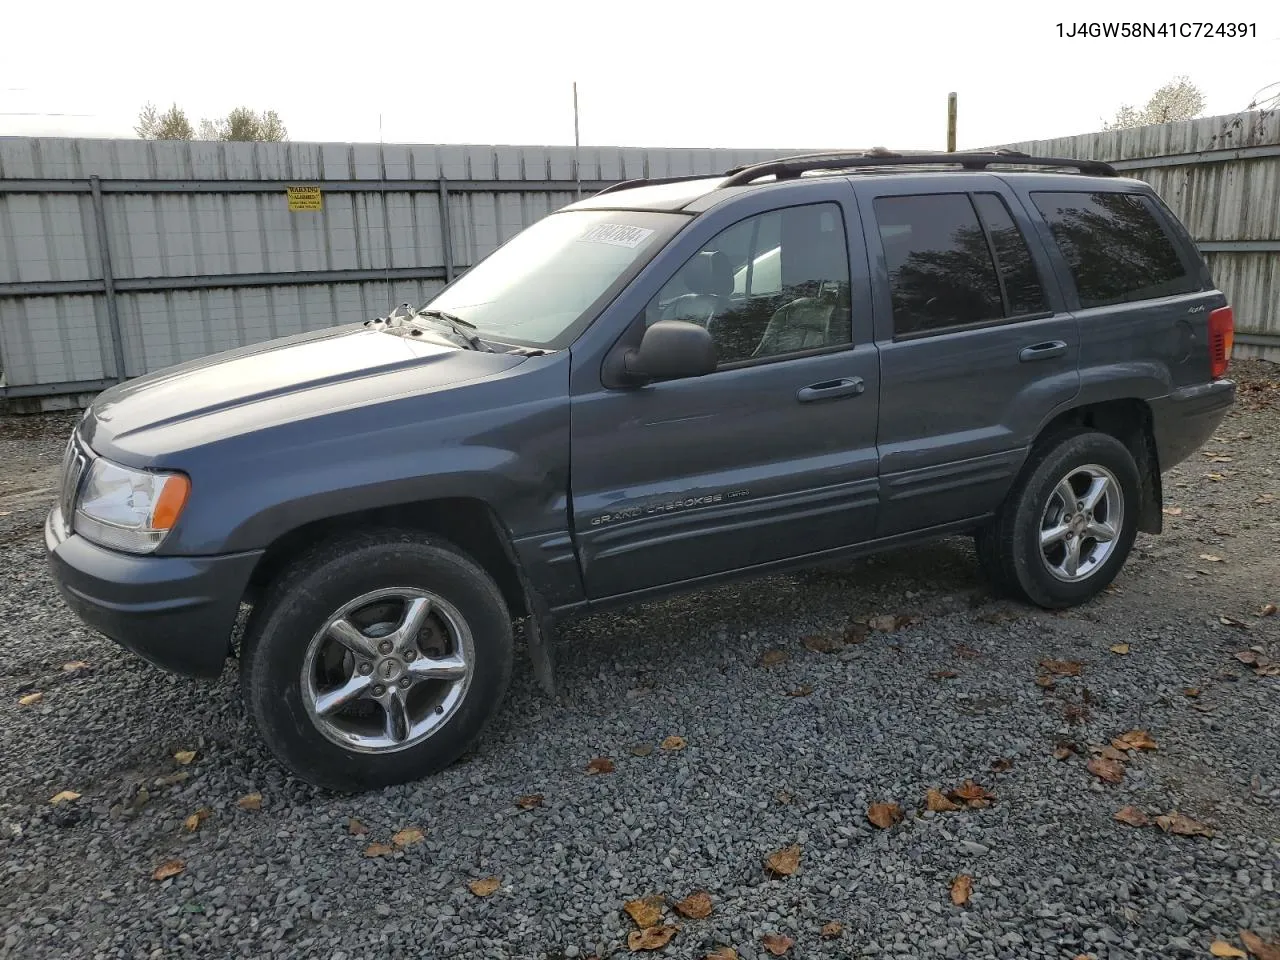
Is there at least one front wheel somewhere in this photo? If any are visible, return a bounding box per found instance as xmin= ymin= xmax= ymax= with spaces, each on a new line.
xmin=239 ymin=532 xmax=513 ymax=791
xmin=980 ymin=429 xmax=1141 ymax=608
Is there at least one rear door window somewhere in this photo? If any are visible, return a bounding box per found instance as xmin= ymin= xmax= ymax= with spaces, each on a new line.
xmin=972 ymin=193 xmax=1049 ymax=317
xmin=1030 ymin=191 xmax=1200 ymax=308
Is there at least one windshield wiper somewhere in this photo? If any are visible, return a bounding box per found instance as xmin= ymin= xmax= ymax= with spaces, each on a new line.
xmin=412 ymin=309 xmax=492 ymax=352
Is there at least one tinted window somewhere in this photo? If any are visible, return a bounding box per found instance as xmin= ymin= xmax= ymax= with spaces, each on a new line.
xmin=972 ymin=193 xmax=1049 ymax=316
xmin=875 ymin=194 xmax=1003 ymax=336
xmin=1031 ymin=191 xmax=1198 ymax=308
xmin=647 ymin=203 xmax=852 ymax=365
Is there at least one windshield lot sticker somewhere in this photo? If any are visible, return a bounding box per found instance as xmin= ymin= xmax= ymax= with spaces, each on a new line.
xmin=579 ymin=223 xmax=655 ymax=248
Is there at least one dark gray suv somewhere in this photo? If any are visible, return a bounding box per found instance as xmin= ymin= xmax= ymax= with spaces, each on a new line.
xmin=46 ymin=150 xmax=1237 ymax=790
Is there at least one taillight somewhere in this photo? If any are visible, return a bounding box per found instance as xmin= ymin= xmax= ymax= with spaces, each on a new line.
xmin=1208 ymin=305 xmax=1234 ymax=379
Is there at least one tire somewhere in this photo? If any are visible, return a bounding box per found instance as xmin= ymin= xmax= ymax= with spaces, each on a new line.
xmin=982 ymin=429 xmax=1141 ymax=609
xmin=239 ymin=530 xmax=513 ymax=792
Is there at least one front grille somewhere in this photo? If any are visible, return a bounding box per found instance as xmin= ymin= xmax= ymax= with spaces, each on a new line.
xmin=58 ymin=434 xmax=89 ymax=534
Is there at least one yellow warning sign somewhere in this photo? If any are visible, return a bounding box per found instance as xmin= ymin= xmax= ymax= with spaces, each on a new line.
xmin=287 ymin=185 xmax=323 ymax=212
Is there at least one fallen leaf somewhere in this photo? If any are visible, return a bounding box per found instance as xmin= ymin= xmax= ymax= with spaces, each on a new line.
xmin=820 ymin=921 xmax=843 ymax=939
xmin=236 ymin=793 xmax=262 ymax=811
xmin=392 ymin=827 xmax=423 ymax=847
xmin=931 ymin=670 xmax=958 ymax=680
xmin=1052 ymin=746 xmax=1074 ymax=761
xmin=869 ymin=613 xmax=916 ymax=632
xmin=1205 ymin=472 xmax=1225 ymax=482
xmin=990 ymin=758 xmax=1013 ymax=773
xmin=1203 ymin=454 xmax=1233 ymax=463
xmin=672 ymin=891 xmax=713 ymax=920
xmin=151 ymin=859 xmax=185 ymax=881
xmin=765 ymin=844 xmax=801 ymax=877
xmin=1240 ymin=930 xmax=1280 ymax=960
xmin=1087 ymin=756 xmax=1125 ymax=784
xmin=586 ymin=757 xmax=615 ymax=775
xmin=758 ymin=649 xmax=789 ymax=667
xmin=1220 ymin=615 xmax=1249 ymax=629
xmin=174 ymin=750 xmax=197 ymax=765
xmin=1163 ymin=506 xmax=1183 ymax=516
xmin=623 ymin=895 xmax=665 ymax=928
xmin=786 ymin=684 xmax=813 ymax=697
xmin=947 ymin=780 xmax=995 ymax=807
xmin=348 ymin=818 xmax=369 ymax=835
xmin=954 ymin=644 xmax=981 ymax=659
xmin=1112 ymin=729 xmax=1158 ymax=752
xmin=802 ymin=633 xmax=843 ymax=654
xmin=1035 ymin=675 xmax=1056 ymax=689
xmin=661 ymin=735 xmax=687 ymax=751
xmin=61 ymin=660 xmax=90 ymax=672
xmin=1039 ymin=659 xmax=1082 ymax=677
xmin=1234 ymin=650 xmax=1261 ymax=665
xmin=1256 ymin=663 xmax=1280 ymax=677
xmin=1261 ymin=603 xmax=1277 ymax=617
xmin=627 ymin=744 xmax=654 ymax=757
xmin=1201 ymin=553 xmax=1225 ymax=563
xmin=515 ymin=794 xmax=544 ymax=810
xmin=468 ymin=876 xmax=501 ymax=897
xmin=774 ymin=790 xmax=794 ymax=805
xmin=49 ymin=790 xmax=80 ymax=805
xmin=1182 ymin=687 xmax=1200 ymax=698
xmin=1210 ymin=942 xmax=1247 ymax=958
xmin=628 ymin=926 xmax=678 ymax=951
xmin=1113 ymin=805 xmax=1150 ymax=827
xmin=867 ymin=802 xmax=904 ymax=829
xmin=1110 ymin=643 xmax=1130 ymax=655
xmin=1154 ymin=812 xmax=1214 ymax=837
xmin=925 ymin=788 xmax=961 ymax=812
xmin=364 ymin=842 xmax=395 ymax=857
xmin=183 ymin=808 xmax=212 ymax=832
xmin=154 ymin=771 xmax=190 ymax=788
xmin=1256 ymin=493 xmax=1276 ymax=505
xmin=760 ymin=933 xmax=794 ymax=956
xmin=703 ymin=949 xmax=737 ymax=960
xmin=950 ymin=875 xmax=973 ymax=906
xmin=18 ymin=692 xmax=42 ymax=706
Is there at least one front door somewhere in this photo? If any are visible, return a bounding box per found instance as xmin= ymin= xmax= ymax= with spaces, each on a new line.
xmin=856 ymin=177 xmax=1082 ymax=535
xmin=570 ymin=186 xmax=881 ymax=600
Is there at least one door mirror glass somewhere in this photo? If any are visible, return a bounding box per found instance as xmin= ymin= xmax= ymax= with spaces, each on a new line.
xmin=623 ymin=320 xmax=717 ymax=382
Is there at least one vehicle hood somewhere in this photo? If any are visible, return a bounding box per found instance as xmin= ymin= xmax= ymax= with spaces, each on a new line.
xmin=82 ymin=324 xmax=529 ymax=461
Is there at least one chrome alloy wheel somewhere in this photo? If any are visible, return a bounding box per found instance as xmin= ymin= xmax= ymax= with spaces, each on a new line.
xmin=300 ymin=588 xmax=474 ymax=753
xmin=1038 ymin=463 xmax=1124 ymax=583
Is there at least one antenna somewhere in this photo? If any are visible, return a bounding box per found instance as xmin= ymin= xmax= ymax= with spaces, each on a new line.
xmin=573 ymin=81 xmax=582 ymax=200
xmin=379 ymin=111 xmax=393 ymax=313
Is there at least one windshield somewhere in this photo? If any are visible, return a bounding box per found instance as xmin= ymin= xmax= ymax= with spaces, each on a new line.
xmin=424 ymin=209 xmax=684 ymax=348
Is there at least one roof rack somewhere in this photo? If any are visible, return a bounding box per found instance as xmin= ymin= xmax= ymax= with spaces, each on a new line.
xmin=591 ymin=173 xmax=727 ymax=197
xmin=719 ymin=149 xmax=1117 ymax=186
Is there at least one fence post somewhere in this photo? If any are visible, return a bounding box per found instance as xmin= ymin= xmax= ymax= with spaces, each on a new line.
xmin=438 ymin=177 xmax=455 ymax=283
xmin=89 ymin=175 xmax=127 ymax=381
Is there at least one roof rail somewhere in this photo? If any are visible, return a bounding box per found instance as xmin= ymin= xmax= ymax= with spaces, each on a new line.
xmin=719 ymin=149 xmax=1117 ymax=186
xmin=591 ymin=172 xmax=727 ymax=197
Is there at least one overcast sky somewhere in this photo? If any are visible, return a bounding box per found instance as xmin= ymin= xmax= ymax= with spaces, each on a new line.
xmin=3 ymin=0 xmax=1277 ymax=150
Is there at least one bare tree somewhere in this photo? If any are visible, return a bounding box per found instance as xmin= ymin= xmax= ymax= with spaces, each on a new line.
xmin=136 ymin=103 xmax=287 ymax=141
xmin=134 ymin=102 xmax=194 ymax=140
xmin=1105 ymin=76 xmax=1207 ymax=130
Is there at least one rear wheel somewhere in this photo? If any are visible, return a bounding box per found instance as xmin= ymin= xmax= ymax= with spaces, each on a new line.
xmin=979 ymin=430 xmax=1140 ymax=608
xmin=240 ymin=531 xmax=513 ymax=791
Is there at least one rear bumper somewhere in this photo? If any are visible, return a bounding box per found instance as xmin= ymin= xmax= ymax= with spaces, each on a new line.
xmin=45 ymin=511 xmax=262 ymax=678
xmin=1150 ymin=378 xmax=1236 ymax=471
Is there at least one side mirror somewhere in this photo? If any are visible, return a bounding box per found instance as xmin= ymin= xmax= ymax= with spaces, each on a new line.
xmin=621 ymin=320 xmax=717 ymax=383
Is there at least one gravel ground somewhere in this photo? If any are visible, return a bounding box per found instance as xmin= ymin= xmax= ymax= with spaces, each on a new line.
xmin=1 ymin=363 xmax=1278 ymax=960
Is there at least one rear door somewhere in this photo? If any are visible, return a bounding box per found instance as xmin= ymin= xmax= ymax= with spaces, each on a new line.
xmin=855 ymin=175 xmax=1081 ymax=536
xmin=568 ymin=181 xmax=881 ymax=600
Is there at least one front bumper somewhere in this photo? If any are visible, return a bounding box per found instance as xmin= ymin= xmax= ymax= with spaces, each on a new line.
xmin=1150 ymin=378 xmax=1236 ymax=471
xmin=45 ymin=510 xmax=263 ymax=678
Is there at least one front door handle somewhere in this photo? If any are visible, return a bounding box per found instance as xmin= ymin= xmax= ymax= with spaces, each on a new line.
xmin=1019 ymin=340 xmax=1068 ymax=362
xmin=796 ymin=377 xmax=865 ymax=403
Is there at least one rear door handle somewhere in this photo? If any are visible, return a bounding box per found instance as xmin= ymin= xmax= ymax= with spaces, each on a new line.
xmin=1019 ymin=340 xmax=1068 ymax=362
xmin=796 ymin=377 xmax=864 ymax=403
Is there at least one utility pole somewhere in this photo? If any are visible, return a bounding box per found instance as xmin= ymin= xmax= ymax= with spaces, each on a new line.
xmin=573 ymin=81 xmax=582 ymax=199
xmin=946 ymin=92 xmax=957 ymax=152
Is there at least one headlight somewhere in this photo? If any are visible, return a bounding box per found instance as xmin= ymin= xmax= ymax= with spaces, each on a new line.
xmin=73 ymin=459 xmax=190 ymax=554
